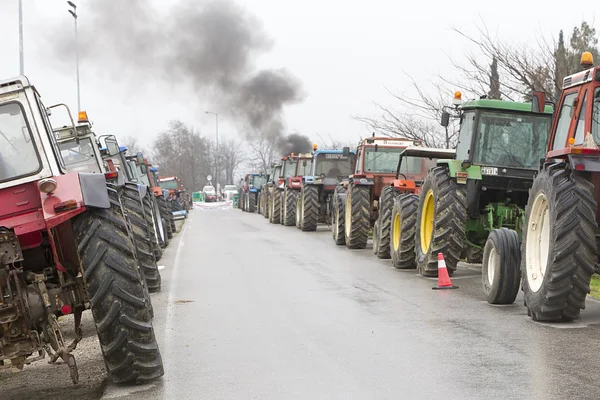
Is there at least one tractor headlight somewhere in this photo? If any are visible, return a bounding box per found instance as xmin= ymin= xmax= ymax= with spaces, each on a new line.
xmin=38 ymin=178 xmax=57 ymax=194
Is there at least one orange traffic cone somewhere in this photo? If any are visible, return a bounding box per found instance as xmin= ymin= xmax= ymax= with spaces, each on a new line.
xmin=432 ymin=253 xmax=458 ymax=290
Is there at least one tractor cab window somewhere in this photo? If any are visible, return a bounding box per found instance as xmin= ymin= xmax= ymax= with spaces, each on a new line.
xmin=456 ymin=111 xmax=475 ymax=159
xmin=283 ymin=160 xmax=297 ymax=178
xmin=252 ymin=175 xmax=267 ymax=188
xmin=314 ymin=153 xmax=355 ymax=178
xmin=59 ymin=137 xmax=102 ymax=173
xmin=574 ymin=89 xmax=588 ymax=145
xmin=273 ymin=166 xmax=282 ymax=179
xmin=398 ymin=156 xmax=435 ymax=179
xmin=0 ymin=102 xmax=42 ymax=181
xmin=553 ymin=92 xmax=577 ymax=150
xmin=473 ymin=110 xmax=550 ymax=170
xmin=590 ymin=88 xmax=600 ymax=145
xmin=127 ymin=162 xmax=138 ymax=182
xmin=296 ymin=159 xmax=313 ymax=176
xmin=160 ymin=180 xmax=179 ymax=190
xmin=364 ymin=147 xmax=402 ymax=173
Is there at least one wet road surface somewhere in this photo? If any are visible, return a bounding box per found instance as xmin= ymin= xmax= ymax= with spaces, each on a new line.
xmin=100 ymin=207 xmax=600 ymax=400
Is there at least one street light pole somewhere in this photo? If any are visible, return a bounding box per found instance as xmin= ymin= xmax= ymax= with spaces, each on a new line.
xmin=67 ymin=1 xmax=81 ymax=112
xmin=18 ymin=0 xmax=24 ymax=75
xmin=205 ymin=111 xmax=219 ymax=192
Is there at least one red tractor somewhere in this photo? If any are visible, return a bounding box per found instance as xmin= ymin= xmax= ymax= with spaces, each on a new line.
xmin=0 ymin=76 xmax=163 ymax=384
xmin=520 ymin=52 xmax=600 ymax=322
xmin=158 ymin=175 xmax=191 ymax=212
xmin=268 ymin=154 xmax=298 ymax=224
xmin=331 ymin=135 xmax=422 ymax=248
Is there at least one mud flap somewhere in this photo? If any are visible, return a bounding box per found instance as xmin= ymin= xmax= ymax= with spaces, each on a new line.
xmin=79 ymin=173 xmax=110 ymax=208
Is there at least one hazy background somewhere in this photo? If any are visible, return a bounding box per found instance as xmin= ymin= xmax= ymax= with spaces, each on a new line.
xmin=0 ymin=0 xmax=594 ymax=148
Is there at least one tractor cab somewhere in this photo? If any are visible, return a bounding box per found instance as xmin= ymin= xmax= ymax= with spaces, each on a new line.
xmin=280 ymin=154 xmax=299 ymax=188
xmin=308 ymin=145 xmax=356 ymax=190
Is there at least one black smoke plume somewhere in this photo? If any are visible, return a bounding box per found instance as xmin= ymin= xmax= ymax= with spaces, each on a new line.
xmin=47 ymin=0 xmax=304 ymax=140
xmin=278 ymin=133 xmax=312 ymax=155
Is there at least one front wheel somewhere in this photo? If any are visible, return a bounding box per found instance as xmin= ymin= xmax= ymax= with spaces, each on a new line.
xmin=344 ymin=184 xmax=370 ymax=249
xmin=390 ymin=194 xmax=419 ymax=269
xmin=332 ymin=187 xmax=346 ymax=245
xmin=300 ymin=185 xmax=319 ymax=232
xmin=521 ymin=164 xmax=596 ymax=321
xmin=248 ymin=192 xmax=257 ymax=213
xmin=283 ymin=189 xmax=297 ymax=226
xmin=374 ymin=186 xmax=396 ymax=259
xmin=482 ymin=228 xmax=521 ymax=304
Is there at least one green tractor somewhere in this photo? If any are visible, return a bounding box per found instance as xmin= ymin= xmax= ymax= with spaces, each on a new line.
xmin=415 ymin=91 xmax=553 ymax=304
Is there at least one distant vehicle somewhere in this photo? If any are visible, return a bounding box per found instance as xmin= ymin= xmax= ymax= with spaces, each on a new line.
xmin=223 ymin=184 xmax=237 ymax=201
xmin=203 ymin=185 xmax=218 ymax=202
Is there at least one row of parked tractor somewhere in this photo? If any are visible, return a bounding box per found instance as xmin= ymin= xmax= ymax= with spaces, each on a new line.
xmin=239 ymin=52 xmax=600 ymax=324
xmin=0 ymin=76 xmax=192 ymax=386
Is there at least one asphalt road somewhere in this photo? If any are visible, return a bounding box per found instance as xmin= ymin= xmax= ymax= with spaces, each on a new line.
xmin=100 ymin=205 xmax=600 ymax=400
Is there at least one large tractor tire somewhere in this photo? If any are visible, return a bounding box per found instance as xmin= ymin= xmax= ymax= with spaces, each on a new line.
xmin=374 ymin=186 xmax=396 ymax=259
xmin=283 ymin=188 xmax=298 ymax=226
xmin=73 ymin=188 xmax=163 ymax=384
xmin=415 ymin=167 xmax=467 ymax=277
xmin=248 ymin=192 xmax=257 ymax=213
xmin=142 ymin=191 xmax=163 ymax=260
xmin=119 ymin=184 xmax=162 ymax=293
xmin=344 ymin=184 xmax=371 ymax=249
xmin=269 ymin=189 xmax=282 ymax=224
xmin=390 ymin=194 xmax=419 ymax=269
xmin=331 ymin=187 xmax=346 ymax=245
xmin=166 ymin=199 xmax=176 ymax=233
xmin=522 ymin=164 xmax=596 ymax=322
xmin=261 ymin=191 xmax=269 ymax=218
xmin=482 ymin=228 xmax=521 ymax=304
xmin=157 ymin=196 xmax=173 ymax=239
xmin=295 ymin=195 xmax=302 ymax=229
xmin=299 ymin=184 xmax=319 ymax=232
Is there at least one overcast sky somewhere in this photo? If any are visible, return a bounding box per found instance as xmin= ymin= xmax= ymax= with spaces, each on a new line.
xmin=0 ymin=0 xmax=595 ymax=149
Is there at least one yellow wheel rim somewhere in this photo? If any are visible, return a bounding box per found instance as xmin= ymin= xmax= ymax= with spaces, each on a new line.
xmin=392 ymin=213 xmax=401 ymax=251
xmin=420 ymin=189 xmax=434 ymax=254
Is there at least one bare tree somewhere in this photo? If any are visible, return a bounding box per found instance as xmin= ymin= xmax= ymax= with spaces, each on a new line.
xmin=214 ymin=138 xmax=246 ymax=184
xmin=353 ymin=80 xmax=460 ymax=148
xmin=119 ymin=135 xmax=146 ymax=155
xmin=315 ymin=133 xmax=356 ymax=150
xmin=248 ymin=134 xmax=277 ymax=171
xmin=152 ymin=120 xmax=212 ymax=191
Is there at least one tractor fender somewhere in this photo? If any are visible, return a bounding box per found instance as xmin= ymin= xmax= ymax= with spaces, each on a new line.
xmin=79 ymin=173 xmax=110 ymax=208
xmin=136 ymin=183 xmax=148 ymax=199
xmin=351 ymin=177 xmax=374 ymax=186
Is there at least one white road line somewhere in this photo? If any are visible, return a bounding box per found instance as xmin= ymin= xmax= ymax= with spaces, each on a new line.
xmin=158 ymin=265 xmax=165 ymax=270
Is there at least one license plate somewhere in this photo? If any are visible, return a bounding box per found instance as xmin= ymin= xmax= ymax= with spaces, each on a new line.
xmin=481 ymin=167 xmax=498 ymax=175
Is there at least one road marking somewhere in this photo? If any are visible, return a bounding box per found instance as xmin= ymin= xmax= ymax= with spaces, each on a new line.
xmin=158 ymin=265 xmax=165 ymax=270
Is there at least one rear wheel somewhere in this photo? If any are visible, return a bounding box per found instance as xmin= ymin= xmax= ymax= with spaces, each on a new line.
xmin=269 ymin=189 xmax=281 ymax=224
xmin=248 ymin=192 xmax=257 ymax=213
xmin=283 ymin=188 xmax=297 ymax=226
xmin=332 ymin=187 xmax=346 ymax=245
xmin=415 ymin=167 xmax=467 ymax=277
xmin=374 ymin=186 xmax=395 ymax=259
xmin=119 ymin=184 xmax=161 ymax=293
xmin=372 ymin=219 xmax=380 ymax=255
xmin=157 ymin=196 xmax=173 ymax=239
xmin=482 ymin=228 xmax=521 ymax=304
xmin=73 ymin=187 xmax=163 ymax=384
xmin=344 ymin=184 xmax=370 ymax=249
xmin=166 ymin=199 xmax=176 ymax=232
xmin=142 ymin=191 xmax=163 ymax=259
xmin=300 ymin=185 xmax=319 ymax=232
xmin=390 ymin=194 xmax=419 ymax=269
xmin=522 ymin=164 xmax=596 ymax=322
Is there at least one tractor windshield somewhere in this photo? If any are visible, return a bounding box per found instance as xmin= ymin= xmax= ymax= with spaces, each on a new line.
xmin=59 ymin=137 xmax=102 ymax=173
xmin=0 ymin=102 xmax=41 ymax=181
xmin=315 ymin=153 xmax=354 ymax=177
xmin=283 ymin=160 xmax=298 ymax=178
xmin=251 ymin=175 xmax=267 ymax=188
xmin=160 ymin=180 xmax=179 ymax=190
xmin=296 ymin=159 xmax=313 ymax=176
xmin=364 ymin=147 xmax=404 ymax=173
xmin=473 ymin=111 xmax=550 ymax=169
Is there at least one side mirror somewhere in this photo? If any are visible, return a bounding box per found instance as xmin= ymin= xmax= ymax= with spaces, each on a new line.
xmin=342 ymin=147 xmax=350 ymax=156
xmin=303 ymin=160 xmax=307 ymax=167
xmin=440 ymin=111 xmax=450 ymax=127
xmin=103 ymin=135 xmax=120 ymax=156
xmin=531 ymin=91 xmax=546 ymax=113
xmin=140 ymin=164 xmax=147 ymax=174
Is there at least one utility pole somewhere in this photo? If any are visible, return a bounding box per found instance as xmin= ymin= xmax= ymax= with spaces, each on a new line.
xmin=67 ymin=1 xmax=81 ymax=111
xmin=18 ymin=0 xmax=24 ymax=75
xmin=205 ymin=111 xmax=219 ymax=192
